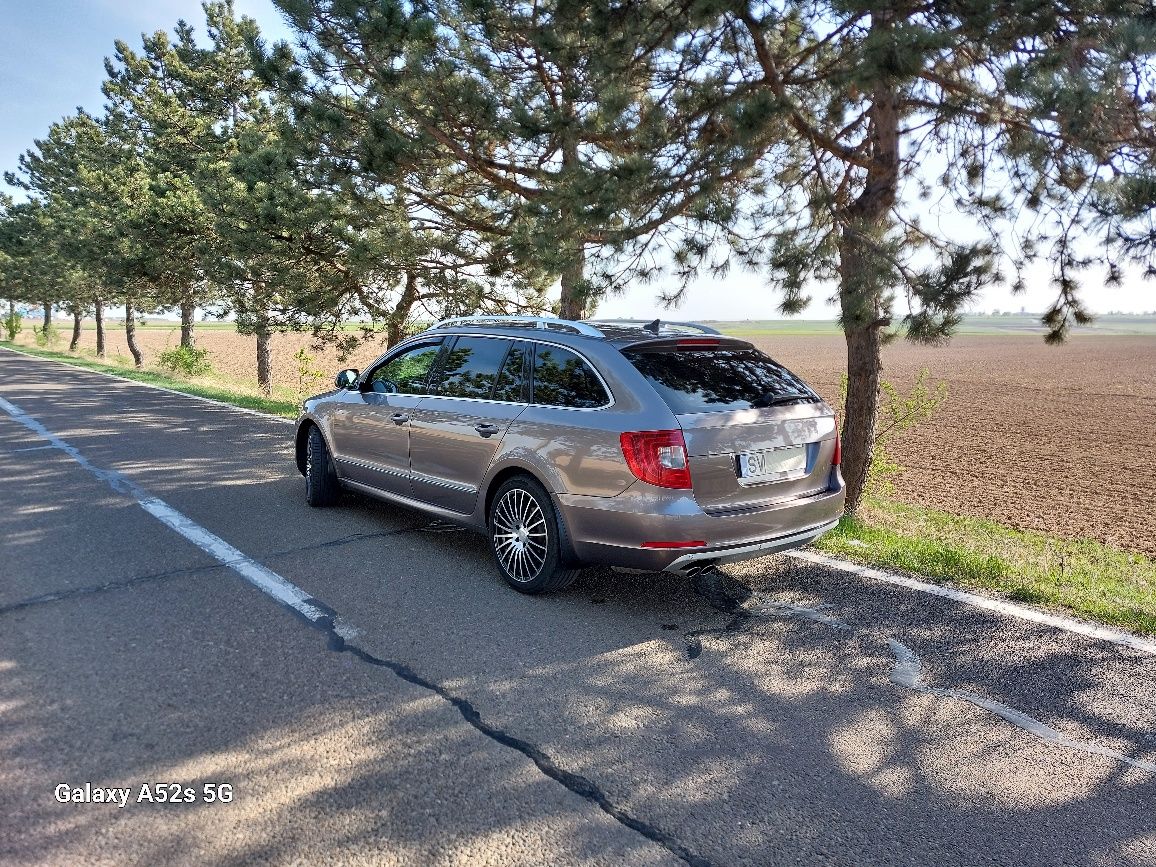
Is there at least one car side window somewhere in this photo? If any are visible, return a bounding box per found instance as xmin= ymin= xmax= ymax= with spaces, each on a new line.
xmin=492 ymin=342 xmax=528 ymax=402
xmin=434 ymin=336 xmax=512 ymax=400
xmin=367 ymin=341 xmax=444 ymax=395
xmin=532 ymin=345 xmax=609 ymax=408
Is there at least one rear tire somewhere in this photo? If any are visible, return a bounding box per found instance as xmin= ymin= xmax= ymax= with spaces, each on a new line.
xmin=305 ymin=425 xmax=341 ymax=507
xmin=488 ymin=475 xmax=580 ymax=594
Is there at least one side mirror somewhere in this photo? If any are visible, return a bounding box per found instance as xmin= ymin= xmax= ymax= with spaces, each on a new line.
xmin=335 ymin=368 xmax=360 ymax=390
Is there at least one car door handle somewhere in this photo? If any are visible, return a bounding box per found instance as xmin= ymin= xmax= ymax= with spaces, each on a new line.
xmin=474 ymin=423 xmax=500 ymax=438
xmin=391 ymin=413 xmax=409 ymax=425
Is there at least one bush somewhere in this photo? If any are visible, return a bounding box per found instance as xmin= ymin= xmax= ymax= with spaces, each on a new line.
xmin=158 ymin=345 xmax=212 ymax=377
xmin=293 ymin=347 xmax=326 ymax=395
xmin=2 ymin=311 xmax=21 ymax=342
xmin=33 ymin=323 xmax=61 ymax=348
xmin=839 ymin=368 xmax=948 ymax=497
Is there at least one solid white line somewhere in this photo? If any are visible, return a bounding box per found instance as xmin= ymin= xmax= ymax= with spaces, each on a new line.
xmin=789 ymin=549 xmax=1156 ymax=655
xmin=0 ymin=394 xmax=325 ymax=624
xmin=888 ymin=639 xmax=1156 ymax=772
xmin=0 ymin=345 xmax=294 ymax=425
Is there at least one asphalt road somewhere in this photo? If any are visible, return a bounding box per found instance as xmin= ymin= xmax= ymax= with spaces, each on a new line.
xmin=1 ymin=348 xmax=1153 ymax=867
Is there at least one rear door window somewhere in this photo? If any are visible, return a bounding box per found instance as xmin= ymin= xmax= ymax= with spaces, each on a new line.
xmin=624 ymin=345 xmax=819 ymax=414
xmin=532 ymin=345 xmax=609 ymax=408
xmin=434 ymin=336 xmax=511 ymax=399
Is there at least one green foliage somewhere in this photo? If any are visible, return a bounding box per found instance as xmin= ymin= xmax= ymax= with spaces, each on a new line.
xmin=33 ymin=323 xmax=61 ymax=348
xmin=157 ymin=344 xmax=212 ymax=377
xmin=293 ymin=346 xmax=326 ymax=396
xmin=2 ymin=311 xmax=22 ymax=341
xmin=839 ymin=368 xmax=948 ymax=496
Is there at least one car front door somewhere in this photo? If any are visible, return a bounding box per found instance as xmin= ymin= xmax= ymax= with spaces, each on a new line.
xmin=408 ymin=336 xmax=529 ymax=513
xmin=327 ymin=339 xmax=445 ymax=497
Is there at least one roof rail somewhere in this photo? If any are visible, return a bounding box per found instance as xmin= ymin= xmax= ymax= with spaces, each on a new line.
xmin=430 ymin=315 xmax=605 ymax=337
xmin=585 ymin=318 xmax=722 ymax=336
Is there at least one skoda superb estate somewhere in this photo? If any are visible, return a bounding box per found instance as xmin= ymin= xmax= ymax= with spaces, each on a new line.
xmin=295 ymin=317 xmax=845 ymax=593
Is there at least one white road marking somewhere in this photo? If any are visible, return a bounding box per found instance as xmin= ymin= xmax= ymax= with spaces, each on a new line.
xmin=0 ymin=395 xmax=327 ymax=625
xmin=789 ymin=550 xmax=1156 ymax=655
xmin=0 ymin=346 xmax=294 ymax=425
xmin=888 ymin=639 xmax=1156 ymax=772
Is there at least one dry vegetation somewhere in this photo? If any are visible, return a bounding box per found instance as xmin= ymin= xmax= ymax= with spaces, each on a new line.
xmin=26 ymin=323 xmax=1156 ymax=558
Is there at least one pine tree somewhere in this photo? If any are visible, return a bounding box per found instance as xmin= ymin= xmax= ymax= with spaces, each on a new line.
xmin=267 ymin=0 xmax=769 ymax=319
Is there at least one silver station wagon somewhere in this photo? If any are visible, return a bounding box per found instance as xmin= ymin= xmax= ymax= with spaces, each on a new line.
xmin=295 ymin=317 xmax=845 ymax=593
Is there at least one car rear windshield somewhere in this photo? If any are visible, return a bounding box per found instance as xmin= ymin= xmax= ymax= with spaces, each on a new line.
xmin=623 ymin=345 xmax=821 ymax=414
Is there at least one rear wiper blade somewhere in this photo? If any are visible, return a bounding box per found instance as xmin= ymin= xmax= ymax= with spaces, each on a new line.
xmin=752 ymin=391 xmax=813 ymax=408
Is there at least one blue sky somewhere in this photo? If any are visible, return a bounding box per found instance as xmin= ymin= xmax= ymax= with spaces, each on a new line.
xmin=0 ymin=1 xmax=1149 ymax=319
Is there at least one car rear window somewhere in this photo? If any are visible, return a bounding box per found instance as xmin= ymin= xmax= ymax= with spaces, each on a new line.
xmin=532 ymin=345 xmax=609 ymax=408
xmin=623 ymin=345 xmax=820 ymax=414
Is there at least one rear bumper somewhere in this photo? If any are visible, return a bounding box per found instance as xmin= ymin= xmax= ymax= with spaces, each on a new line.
xmin=556 ymin=474 xmax=845 ymax=573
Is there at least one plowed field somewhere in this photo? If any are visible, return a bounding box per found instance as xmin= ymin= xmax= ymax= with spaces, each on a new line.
xmin=44 ymin=324 xmax=1156 ymax=557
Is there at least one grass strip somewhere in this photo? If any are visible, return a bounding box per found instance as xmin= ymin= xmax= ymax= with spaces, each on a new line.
xmin=818 ymin=497 xmax=1156 ymax=636
xmin=0 ymin=341 xmax=300 ymax=418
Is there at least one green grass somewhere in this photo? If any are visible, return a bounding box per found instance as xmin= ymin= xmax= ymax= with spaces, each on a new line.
xmin=818 ymin=498 xmax=1156 ymax=636
xmin=0 ymin=341 xmax=301 ymax=418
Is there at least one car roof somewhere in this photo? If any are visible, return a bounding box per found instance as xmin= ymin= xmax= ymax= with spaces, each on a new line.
xmin=422 ymin=316 xmax=752 ymax=352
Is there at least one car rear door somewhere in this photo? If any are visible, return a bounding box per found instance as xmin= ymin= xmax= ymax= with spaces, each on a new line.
xmin=622 ymin=341 xmax=838 ymax=512
xmin=408 ymin=336 xmax=529 ymax=513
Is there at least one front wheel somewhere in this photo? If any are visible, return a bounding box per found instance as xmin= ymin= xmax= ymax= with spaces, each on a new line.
xmin=305 ymin=425 xmax=341 ymax=507
xmin=488 ymin=476 xmax=580 ymax=594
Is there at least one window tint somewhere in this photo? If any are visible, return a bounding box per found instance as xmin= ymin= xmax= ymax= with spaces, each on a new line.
xmin=368 ymin=341 xmax=443 ymax=395
xmin=492 ymin=342 xmax=528 ymax=402
xmin=436 ymin=336 xmax=511 ymax=399
xmin=532 ymin=345 xmax=608 ymax=408
xmin=624 ymin=346 xmax=820 ymax=414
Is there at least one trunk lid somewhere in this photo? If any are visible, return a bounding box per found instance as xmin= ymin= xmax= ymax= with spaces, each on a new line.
xmin=621 ymin=341 xmax=837 ymax=512
xmin=678 ymin=406 xmax=836 ymax=513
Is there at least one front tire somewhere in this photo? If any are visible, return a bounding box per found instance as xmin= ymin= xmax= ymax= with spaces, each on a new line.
xmin=489 ymin=476 xmax=580 ymax=594
xmin=305 ymin=425 xmax=341 ymax=507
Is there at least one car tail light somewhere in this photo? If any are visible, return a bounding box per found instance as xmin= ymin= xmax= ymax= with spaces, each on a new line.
xmin=832 ymin=416 xmax=841 ymax=467
xmin=641 ymin=540 xmax=706 ymax=549
xmin=620 ymin=430 xmax=693 ymax=489
xmin=675 ymin=338 xmax=720 ymax=348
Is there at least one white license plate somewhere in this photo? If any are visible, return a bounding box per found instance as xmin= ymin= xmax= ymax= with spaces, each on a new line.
xmin=737 ymin=445 xmax=807 ymax=481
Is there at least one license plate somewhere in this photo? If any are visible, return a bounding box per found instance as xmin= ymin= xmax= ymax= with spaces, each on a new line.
xmin=737 ymin=445 xmax=807 ymax=482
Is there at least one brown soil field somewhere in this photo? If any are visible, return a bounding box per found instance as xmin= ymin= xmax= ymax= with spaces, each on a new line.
xmin=753 ymin=333 xmax=1156 ymax=558
xmin=30 ymin=323 xmax=1156 ymax=557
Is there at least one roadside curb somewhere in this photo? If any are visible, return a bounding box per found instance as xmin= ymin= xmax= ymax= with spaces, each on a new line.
xmin=0 ymin=345 xmax=295 ymax=425
xmin=789 ymin=549 xmax=1156 ymax=655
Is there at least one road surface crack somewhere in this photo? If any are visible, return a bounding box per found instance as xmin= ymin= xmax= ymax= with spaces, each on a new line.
xmin=310 ymin=615 xmax=714 ymax=867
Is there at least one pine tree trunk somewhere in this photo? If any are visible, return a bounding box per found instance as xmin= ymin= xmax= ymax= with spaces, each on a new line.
xmin=94 ymin=298 xmax=106 ymax=358
xmin=840 ymin=325 xmax=882 ymax=513
xmin=557 ymin=134 xmax=588 ymax=321
xmin=42 ymin=302 xmax=52 ymax=333
xmin=386 ymin=271 xmax=420 ymax=348
xmin=558 ymin=253 xmax=587 ymax=321
xmin=179 ymin=297 xmax=196 ymax=348
xmin=125 ymin=300 xmax=143 ymax=368
xmin=69 ymin=310 xmax=82 ymax=352
xmin=837 ymin=58 xmax=900 ymax=514
xmin=255 ymin=323 xmax=272 ymax=396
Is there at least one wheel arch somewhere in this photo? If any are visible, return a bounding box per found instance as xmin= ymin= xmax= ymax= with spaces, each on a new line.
xmin=483 ymin=463 xmax=580 ymax=566
xmin=295 ymin=417 xmax=332 ymax=476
